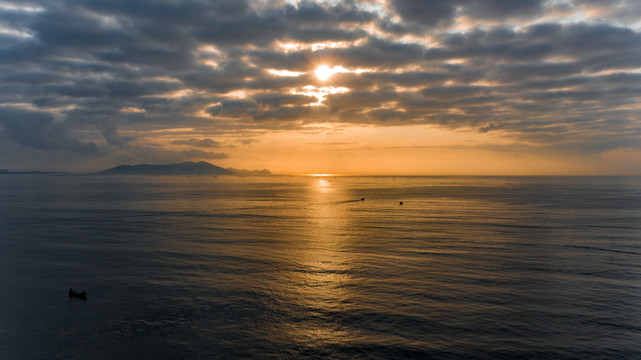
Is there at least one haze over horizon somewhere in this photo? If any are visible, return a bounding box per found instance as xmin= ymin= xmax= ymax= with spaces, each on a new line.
xmin=1 ymin=0 xmax=641 ymax=175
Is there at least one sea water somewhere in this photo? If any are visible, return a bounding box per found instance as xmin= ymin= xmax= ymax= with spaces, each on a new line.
xmin=1 ymin=175 xmax=640 ymax=359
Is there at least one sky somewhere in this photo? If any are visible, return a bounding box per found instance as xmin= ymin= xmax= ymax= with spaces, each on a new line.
xmin=1 ymin=0 xmax=640 ymax=175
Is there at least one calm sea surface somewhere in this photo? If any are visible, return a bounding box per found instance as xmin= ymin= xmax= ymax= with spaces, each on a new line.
xmin=1 ymin=175 xmax=640 ymax=359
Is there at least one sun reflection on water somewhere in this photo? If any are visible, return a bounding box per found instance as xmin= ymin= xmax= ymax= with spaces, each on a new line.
xmin=316 ymin=178 xmax=331 ymax=192
xmin=274 ymin=176 xmax=359 ymax=345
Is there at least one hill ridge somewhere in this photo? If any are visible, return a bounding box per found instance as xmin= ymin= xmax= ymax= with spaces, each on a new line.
xmin=100 ymin=161 xmax=266 ymax=175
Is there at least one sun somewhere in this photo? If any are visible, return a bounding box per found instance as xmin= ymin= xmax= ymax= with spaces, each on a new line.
xmin=315 ymin=65 xmax=334 ymax=81
xmin=314 ymin=65 xmax=352 ymax=81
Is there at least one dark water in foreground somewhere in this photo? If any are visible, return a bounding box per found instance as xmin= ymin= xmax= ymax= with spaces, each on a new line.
xmin=1 ymin=175 xmax=640 ymax=359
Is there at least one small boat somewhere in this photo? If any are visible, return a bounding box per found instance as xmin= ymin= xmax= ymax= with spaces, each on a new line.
xmin=68 ymin=288 xmax=87 ymax=300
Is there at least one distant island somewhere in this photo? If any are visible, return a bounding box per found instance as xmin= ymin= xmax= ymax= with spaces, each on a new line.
xmin=0 ymin=169 xmax=63 ymax=175
xmin=0 ymin=161 xmax=271 ymax=176
xmin=99 ymin=161 xmax=271 ymax=176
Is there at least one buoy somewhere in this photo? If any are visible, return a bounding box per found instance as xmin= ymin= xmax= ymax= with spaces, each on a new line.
xmin=399 ymin=201 xmax=403 ymax=205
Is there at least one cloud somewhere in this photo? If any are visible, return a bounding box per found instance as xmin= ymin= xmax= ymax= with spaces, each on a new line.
xmin=0 ymin=107 xmax=100 ymax=155
xmin=389 ymin=0 xmax=458 ymax=28
xmin=101 ymin=122 xmax=131 ymax=148
xmin=389 ymin=0 xmax=546 ymax=29
xmin=172 ymin=138 xmax=222 ymax=147
xmin=462 ymin=0 xmax=545 ymax=20
xmin=0 ymin=0 xmax=639 ymax=172
xmin=180 ymin=149 xmax=228 ymax=159
xmin=238 ymin=138 xmax=259 ymax=145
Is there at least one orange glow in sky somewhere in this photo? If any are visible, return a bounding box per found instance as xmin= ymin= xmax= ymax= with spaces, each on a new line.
xmin=1 ymin=1 xmax=639 ymax=175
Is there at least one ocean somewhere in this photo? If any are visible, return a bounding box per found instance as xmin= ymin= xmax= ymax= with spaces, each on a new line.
xmin=1 ymin=175 xmax=640 ymax=359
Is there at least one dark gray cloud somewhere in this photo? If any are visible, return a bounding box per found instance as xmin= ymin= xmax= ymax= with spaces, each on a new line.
xmin=0 ymin=107 xmax=100 ymax=154
xmin=462 ymin=0 xmax=545 ymax=20
xmin=389 ymin=0 xmax=458 ymax=28
xmin=0 ymin=0 xmax=639 ymax=171
xmin=172 ymin=138 xmax=222 ymax=148
xmin=389 ymin=0 xmax=546 ymax=29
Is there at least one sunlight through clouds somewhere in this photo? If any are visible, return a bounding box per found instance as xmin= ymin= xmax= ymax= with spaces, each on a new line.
xmin=291 ymin=86 xmax=350 ymax=106
xmin=0 ymin=0 xmax=639 ymax=174
xmin=268 ymin=69 xmax=305 ymax=77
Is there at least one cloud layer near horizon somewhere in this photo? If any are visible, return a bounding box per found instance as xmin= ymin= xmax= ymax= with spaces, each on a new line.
xmin=1 ymin=0 xmax=640 ymax=173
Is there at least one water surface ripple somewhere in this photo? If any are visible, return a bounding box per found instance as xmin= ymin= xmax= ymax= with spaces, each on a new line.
xmin=1 ymin=175 xmax=640 ymax=359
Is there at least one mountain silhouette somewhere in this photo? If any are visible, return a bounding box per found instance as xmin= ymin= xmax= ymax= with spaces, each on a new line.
xmin=100 ymin=161 xmax=234 ymax=175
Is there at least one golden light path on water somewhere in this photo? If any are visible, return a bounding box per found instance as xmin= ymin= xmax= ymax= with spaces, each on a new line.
xmin=273 ymin=176 xmax=360 ymax=345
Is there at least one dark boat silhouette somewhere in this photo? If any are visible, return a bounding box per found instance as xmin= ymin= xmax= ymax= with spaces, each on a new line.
xmin=68 ymin=288 xmax=87 ymax=300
